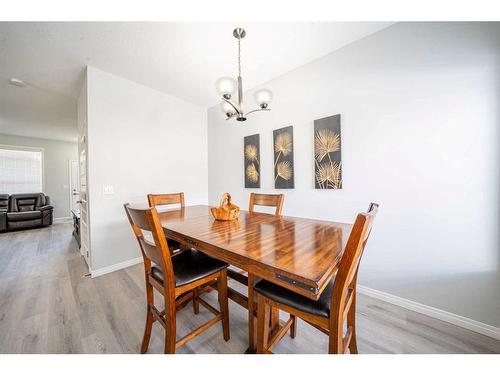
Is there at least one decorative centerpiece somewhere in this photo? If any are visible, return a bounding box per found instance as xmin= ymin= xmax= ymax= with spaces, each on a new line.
xmin=211 ymin=193 xmax=240 ymax=221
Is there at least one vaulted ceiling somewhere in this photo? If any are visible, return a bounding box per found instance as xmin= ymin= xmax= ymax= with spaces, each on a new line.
xmin=0 ymin=22 xmax=393 ymax=141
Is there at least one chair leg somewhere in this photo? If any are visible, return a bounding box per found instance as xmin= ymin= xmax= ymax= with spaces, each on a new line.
xmin=290 ymin=315 xmax=297 ymax=338
xmin=270 ymin=307 xmax=279 ymax=335
xmin=193 ymin=287 xmax=200 ymax=315
xmin=328 ymin=319 xmax=343 ymax=354
xmin=256 ymin=293 xmax=270 ymax=354
xmin=164 ymin=314 xmax=176 ymax=354
xmin=218 ymin=269 xmax=230 ymax=341
xmin=141 ymin=280 xmax=155 ymax=354
xmin=347 ymin=292 xmax=358 ymax=354
xmin=140 ymin=305 xmax=154 ymax=354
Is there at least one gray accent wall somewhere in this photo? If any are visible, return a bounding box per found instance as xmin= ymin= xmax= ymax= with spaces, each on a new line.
xmin=0 ymin=133 xmax=78 ymax=219
xmin=207 ymin=22 xmax=500 ymax=328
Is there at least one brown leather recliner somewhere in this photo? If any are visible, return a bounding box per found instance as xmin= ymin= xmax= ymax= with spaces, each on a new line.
xmin=0 ymin=193 xmax=54 ymax=232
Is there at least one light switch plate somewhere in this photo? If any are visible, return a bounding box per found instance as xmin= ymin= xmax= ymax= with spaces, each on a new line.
xmin=103 ymin=185 xmax=114 ymax=195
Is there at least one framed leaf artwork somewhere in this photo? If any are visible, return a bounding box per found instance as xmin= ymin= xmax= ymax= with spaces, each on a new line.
xmin=314 ymin=114 xmax=342 ymax=189
xmin=273 ymin=126 xmax=294 ymax=189
xmin=244 ymin=134 xmax=260 ymax=188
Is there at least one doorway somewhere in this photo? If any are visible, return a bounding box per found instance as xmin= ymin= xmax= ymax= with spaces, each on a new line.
xmin=69 ymin=160 xmax=79 ymax=213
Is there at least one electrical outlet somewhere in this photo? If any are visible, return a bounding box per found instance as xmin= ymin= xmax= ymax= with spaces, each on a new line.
xmin=102 ymin=185 xmax=114 ymax=195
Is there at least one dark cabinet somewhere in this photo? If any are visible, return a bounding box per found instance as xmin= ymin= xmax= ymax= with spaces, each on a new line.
xmin=71 ymin=209 xmax=81 ymax=248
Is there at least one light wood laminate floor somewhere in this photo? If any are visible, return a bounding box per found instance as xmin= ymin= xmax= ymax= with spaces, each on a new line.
xmin=1 ymin=223 xmax=499 ymax=354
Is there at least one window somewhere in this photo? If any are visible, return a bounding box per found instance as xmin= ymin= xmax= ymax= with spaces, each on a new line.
xmin=0 ymin=146 xmax=43 ymax=194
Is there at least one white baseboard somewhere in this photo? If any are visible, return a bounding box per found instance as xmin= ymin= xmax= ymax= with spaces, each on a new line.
xmin=54 ymin=216 xmax=72 ymax=223
xmin=88 ymin=261 xmax=500 ymax=340
xmin=357 ymin=285 xmax=500 ymax=341
xmin=91 ymin=256 xmax=143 ymax=278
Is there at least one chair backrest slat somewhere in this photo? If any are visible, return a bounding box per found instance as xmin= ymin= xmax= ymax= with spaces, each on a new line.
xmin=249 ymin=193 xmax=284 ymax=216
xmin=148 ymin=193 xmax=185 ymax=208
xmin=141 ymin=238 xmax=167 ymax=269
xmin=125 ymin=204 xmax=154 ymax=232
xmin=124 ymin=203 xmax=175 ymax=290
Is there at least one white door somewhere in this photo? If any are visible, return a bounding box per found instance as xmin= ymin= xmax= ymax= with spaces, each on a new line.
xmin=69 ymin=160 xmax=80 ymax=212
xmin=78 ymin=134 xmax=90 ymax=268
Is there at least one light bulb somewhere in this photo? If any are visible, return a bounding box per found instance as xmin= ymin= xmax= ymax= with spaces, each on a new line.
xmin=220 ymin=101 xmax=236 ymax=115
xmin=254 ymin=89 xmax=273 ymax=108
xmin=215 ymin=77 xmax=236 ymax=97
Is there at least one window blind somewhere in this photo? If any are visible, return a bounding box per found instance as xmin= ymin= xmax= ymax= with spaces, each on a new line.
xmin=0 ymin=147 xmax=43 ymax=194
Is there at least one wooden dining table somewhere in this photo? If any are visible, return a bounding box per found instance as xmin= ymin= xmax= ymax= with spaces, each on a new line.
xmin=158 ymin=205 xmax=352 ymax=352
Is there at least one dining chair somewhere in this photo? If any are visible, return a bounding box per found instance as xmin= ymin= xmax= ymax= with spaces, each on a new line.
xmin=147 ymin=193 xmax=185 ymax=253
xmin=124 ymin=203 xmax=230 ymax=354
xmin=148 ymin=192 xmax=218 ymax=314
xmin=248 ymin=193 xmax=284 ymax=215
xmin=254 ymin=203 xmax=379 ymax=354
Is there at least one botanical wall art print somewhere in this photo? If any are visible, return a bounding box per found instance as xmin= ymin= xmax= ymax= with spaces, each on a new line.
xmin=273 ymin=126 xmax=294 ymax=189
xmin=314 ymin=114 xmax=342 ymax=189
xmin=244 ymin=134 xmax=260 ymax=188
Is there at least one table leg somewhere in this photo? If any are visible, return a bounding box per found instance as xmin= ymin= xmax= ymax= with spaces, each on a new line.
xmin=245 ymin=274 xmax=278 ymax=354
xmin=246 ymin=273 xmax=256 ymax=353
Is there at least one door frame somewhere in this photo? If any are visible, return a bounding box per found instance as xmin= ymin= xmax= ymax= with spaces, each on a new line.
xmin=68 ymin=159 xmax=79 ymax=215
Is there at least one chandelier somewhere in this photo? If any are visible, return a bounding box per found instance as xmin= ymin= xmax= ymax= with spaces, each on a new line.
xmin=215 ymin=28 xmax=273 ymax=122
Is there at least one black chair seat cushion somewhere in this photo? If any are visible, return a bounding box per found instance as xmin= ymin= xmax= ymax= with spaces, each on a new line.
xmin=151 ymin=249 xmax=228 ymax=287
xmin=254 ymin=278 xmax=335 ymax=319
xmin=7 ymin=211 xmax=42 ymax=222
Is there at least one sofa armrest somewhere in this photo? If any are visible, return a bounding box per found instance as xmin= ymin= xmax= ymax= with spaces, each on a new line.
xmin=40 ymin=205 xmax=53 ymax=226
xmin=0 ymin=210 xmax=6 ymax=232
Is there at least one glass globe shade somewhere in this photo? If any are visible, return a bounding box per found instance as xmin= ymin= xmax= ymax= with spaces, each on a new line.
xmin=215 ymin=77 xmax=236 ymax=96
xmin=254 ymin=89 xmax=273 ymax=106
xmin=220 ymin=101 xmax=235 ymax=115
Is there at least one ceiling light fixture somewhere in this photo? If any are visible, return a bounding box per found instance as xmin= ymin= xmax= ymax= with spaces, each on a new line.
xmin=215 ymin=28 xmax=273 ymax=122
xmin=9 ymin=78 xmax=27 ymax=87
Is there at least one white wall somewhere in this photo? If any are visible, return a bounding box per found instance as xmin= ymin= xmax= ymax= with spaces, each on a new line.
xmin=207 ymin=23 xmax=500 ymax=328
xmin=85 ymin=67 xmax=208 ymax=272
xmin=0 ymin=133 xmax=78 ymax=218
